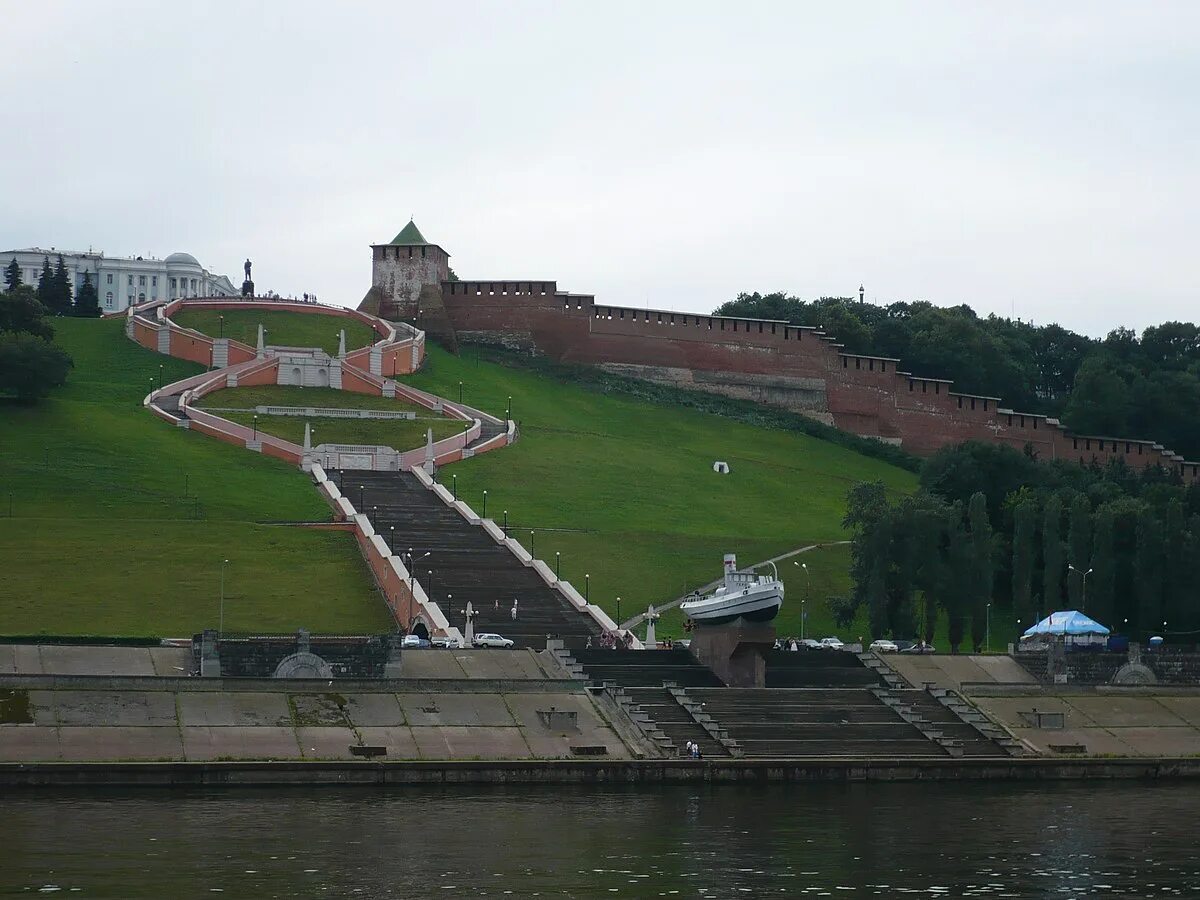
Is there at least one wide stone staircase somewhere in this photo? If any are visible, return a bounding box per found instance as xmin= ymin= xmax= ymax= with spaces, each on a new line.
xmin=571 ymin=648 xmax=725 ymax=688
xmin=874 ymin=688 xmax=1015 ymax=757
xmin=765 ymin=650 xmax=887 ymax=687
xmin=622 ymin=687 xmax=731 ymax=758
xmin=343 ymin=470 xmax=600 ymax=650
xmin=686 ymin=687 xmax=949 ymax=758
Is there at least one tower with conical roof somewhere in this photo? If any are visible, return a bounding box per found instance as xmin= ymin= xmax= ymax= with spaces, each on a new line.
xmin=359 ymin=219 xmax=450 ymax=321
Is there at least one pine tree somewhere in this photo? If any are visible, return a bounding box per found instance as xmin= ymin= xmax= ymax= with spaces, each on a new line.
xmin=52 ymin=255 xmax=72 ymax=313
xmin=1090 ymin=505 xmax=1116 ymax=628
xmin=968 ymin=492 xmax=993 ymax=651
xmin=3 ymin=258 xmax=21 ymax=291
xmin=74 ymin=271 xmax=101 ymax=318
xmin=1067 ymin=494 xmax=1092 ymax=609
xmin=36 ymin=257 xmax=56 ymax=313
xmin=1012 ymin=500 xmax=1036 ymax=631
xmin=1042 ymin=495 xmax=1065 ymax=615
xmin=1135 ymin=509 xmax=1164 ymax=636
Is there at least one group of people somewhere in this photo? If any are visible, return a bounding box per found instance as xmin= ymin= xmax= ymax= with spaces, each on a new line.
xmin=587 ymin=631 xmax=636 ymax=650
xmin=493 ymin=597 xmax=519 ymax=620
xmin=683 ymin=740 xmax=703 ymax=759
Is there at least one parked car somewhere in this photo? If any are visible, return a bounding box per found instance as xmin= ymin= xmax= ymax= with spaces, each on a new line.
xmin=818 ymin=637 xmax=845 ymax=651
xmin=431 ymin=636 xmax=459 ymax=649
xmin=401 ymin=634 xmax=425 ymax=649
xmin=473 ymin=633 xmax=515 ymax=649
xmin=869 ymin=639 xmax=899 ymax=653
xmin=798 ymin=638 xmax=822 ymax=650
xmin=900 ymin=642 xmax=935 ymax=654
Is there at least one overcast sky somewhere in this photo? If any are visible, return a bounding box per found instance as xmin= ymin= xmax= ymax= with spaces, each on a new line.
xmin=4 ymin=2 xmax=1197 ymax=336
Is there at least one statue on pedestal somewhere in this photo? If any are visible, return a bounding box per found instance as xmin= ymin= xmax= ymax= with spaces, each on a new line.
xmin=241 ymin=258 xmax=255 ymax=298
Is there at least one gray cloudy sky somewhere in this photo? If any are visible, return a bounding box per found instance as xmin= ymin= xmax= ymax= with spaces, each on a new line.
xmin=4 ymin=1 xmax=1197 ymax=336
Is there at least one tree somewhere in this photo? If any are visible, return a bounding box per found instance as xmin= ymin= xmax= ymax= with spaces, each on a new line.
xmin=0 ymin=286 xmax=54 ymax=340
xmin=1042 ymin=495 xmax=1065 ymax=615
xmin=968 ymin=492 xmax=993 ymax=651
xmin=1011 ymin=500 xmax=1036 ymax=630
xmin=74 ymin=271 xmax=101 ymax=318
xmin=0 ymin=334 xmax=73 ymax=402
xmin=1090 ymin=505 xmax=1116 ymax=627
xmin=1135 ymin=509 xmax=1164 ymax=636
xmin=3 ymin=258 xmax=21 ymax=291
xmin=1163 ymin=499 xmax=1187 ymax=632
xmin=52 ymin=255 xmax=72 ymax=314
xmin=36 ymin=257 xmax=56 ymax=313
xmin=942 ymin=508 xmax=971 ymax=653
xmin=1063 ymin=357 xmax=1133 ymax=438
xmin=1067 ymin=494 xmax=1092 ymax=609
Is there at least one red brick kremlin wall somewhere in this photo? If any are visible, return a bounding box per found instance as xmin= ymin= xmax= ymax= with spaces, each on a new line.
xmin=439 ymin=282 xmax=1200 ymax=481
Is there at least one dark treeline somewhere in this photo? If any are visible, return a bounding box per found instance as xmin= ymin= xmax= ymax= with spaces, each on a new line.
xmin=713 ymin=292 xmax=1200 ymax=460
xmin=840 ymin=442 xmax=1200 ymax=650
xmin=1 ymin=261 xmax=74 ymax=402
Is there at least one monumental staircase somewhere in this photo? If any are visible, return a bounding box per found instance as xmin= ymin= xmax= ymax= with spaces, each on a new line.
xmin=343 ymin=470 xmax=600 ymax=649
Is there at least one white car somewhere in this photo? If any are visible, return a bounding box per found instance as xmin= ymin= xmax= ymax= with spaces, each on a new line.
xmin=473 ymin=633 xmax=515 ymax=649
xmin=818 ymin=637 xmax=845 ymax=651
xmin=869 ymin=639 xmax=899 ymax=653
xmin=431 ymin=636 xmax=459 ymax=649
xmin=401 ymin=634 xmax=424 ymax=649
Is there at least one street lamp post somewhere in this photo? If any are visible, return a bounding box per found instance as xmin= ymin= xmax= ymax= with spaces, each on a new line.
xmin=555 ymin=551 xmax=561 ymax=579
xmin=529 ymin=530 xmax=534 ymax=556
xmin=451 ymin=474 xmax=457 ymax=502
xmin=458 ymin=381 xmax=463 ymax=403
xmin=795 ymin=561 xmax=811 ymax=641
xmin=1068 ymin=565 xmax=1094 ymax=612
xmin=389 ymin=526 xmax=395 ymax=551
xmin=219 ymin=315 xmax=224 ymax=338
xmin=482 ymin=490 xmax=488 ymax=519
xmin=986 ymin=602 xmax=992 ymax=653
xmin=616 ymin=596 xmax=621 ymax=624
xmin=219 ymin=558 xmax=229 ymax=637
xmin=503 ymin=510 xmax=508 ymax=537
xmin=252 ymin=415 xmax=258 ymax=441
xmin=359 ymin=484 xmax=365 ymax=509
xmin=506 ymin=396 xmax=512 ymax=420
xmin=585 ymin=573 xmax=590 ymax=603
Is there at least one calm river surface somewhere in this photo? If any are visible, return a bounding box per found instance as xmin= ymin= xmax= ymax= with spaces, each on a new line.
xmin=1 ymin=782 xmax=1198 ymax=898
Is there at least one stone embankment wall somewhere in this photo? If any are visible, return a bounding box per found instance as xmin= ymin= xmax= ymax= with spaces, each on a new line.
xmin=439 ymin=285 xmax=1200 ymax=480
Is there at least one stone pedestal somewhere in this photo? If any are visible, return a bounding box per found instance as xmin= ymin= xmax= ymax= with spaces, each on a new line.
xmin=689 ymin=622 xmax=776 ymax=688
xmin=241 ymin=279 xmax=254 ymax=297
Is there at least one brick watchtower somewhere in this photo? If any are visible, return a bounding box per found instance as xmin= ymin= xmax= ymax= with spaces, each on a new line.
xmin=358 ymin=220 xmax=450 ymax=321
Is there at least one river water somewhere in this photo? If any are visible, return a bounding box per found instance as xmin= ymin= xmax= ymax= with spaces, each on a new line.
xmin=1 ymin=782 xmax=1197 ymax=898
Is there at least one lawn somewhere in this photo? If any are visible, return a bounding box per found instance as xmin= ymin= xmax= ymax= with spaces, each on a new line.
xmin=170 ymin=308 xmax=375 ymax=356
xmin=198 ymin=385 xmax=427 ymax=414
xmin=0 ymin=318 xmax=390 ymax=637
xmin=218 ymin=411 xmax=464 ymax=451
xmin=404 ymin=344 xmax=918 ymax=639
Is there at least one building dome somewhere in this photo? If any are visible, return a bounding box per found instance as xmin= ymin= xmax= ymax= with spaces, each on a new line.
xmin=164 ymin=251 xmax=201 ymax=267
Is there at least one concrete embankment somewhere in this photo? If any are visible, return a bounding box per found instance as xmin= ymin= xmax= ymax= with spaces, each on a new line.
xmin=5 ymin=756 xmax=1200 ymax=788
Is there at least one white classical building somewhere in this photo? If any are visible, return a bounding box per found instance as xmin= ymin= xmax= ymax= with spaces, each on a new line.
xmin=1 ymin=247 xmax=237 ymax=313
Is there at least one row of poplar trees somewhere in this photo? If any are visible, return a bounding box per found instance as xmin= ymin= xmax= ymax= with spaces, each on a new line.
xmin=4 ymin=257 xmax=100 ymax=317
xmin=841 ymin=477 xmax=1199 ymax=652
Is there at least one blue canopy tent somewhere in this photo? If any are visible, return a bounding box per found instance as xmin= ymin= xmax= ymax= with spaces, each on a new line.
xmin=1021 ymin=610 xmax=1111 ymax=647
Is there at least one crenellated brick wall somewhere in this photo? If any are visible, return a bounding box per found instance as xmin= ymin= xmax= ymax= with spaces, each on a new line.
xmin=439 ymin=285 xmax=1200 ymax=480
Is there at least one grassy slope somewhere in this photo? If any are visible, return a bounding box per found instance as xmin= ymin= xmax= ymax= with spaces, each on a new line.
xmin=171 ymin=309 xmax=375 ymax=356
xmin=404 ymin=345 xmax=917 ymax=638
xmin=218 ymin=412 xmax=463 ymax=450
xmin=198 ymin=384 xmax=462 ymax=450
xmin=0 ymin=318 xmax=389 ymax=637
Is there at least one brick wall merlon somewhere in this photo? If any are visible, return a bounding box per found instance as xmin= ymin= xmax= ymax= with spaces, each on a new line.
xmin=444 ymin=280 xmax=557 ymax=296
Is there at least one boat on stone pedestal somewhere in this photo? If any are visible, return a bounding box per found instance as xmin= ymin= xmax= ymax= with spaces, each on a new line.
xmin=680 ymin=554 xmax=784 ymax=626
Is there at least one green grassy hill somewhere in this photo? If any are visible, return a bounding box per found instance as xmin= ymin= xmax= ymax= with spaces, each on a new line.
xmin=0 ymin=318 xmax=388 ymax=638
xmin=404 ymin=345 xmax=917 ymax=639
xmin=171 ymin=308 xmax=374 ymax=356
xmin=197 ymin=384 xmax=464 ymax=451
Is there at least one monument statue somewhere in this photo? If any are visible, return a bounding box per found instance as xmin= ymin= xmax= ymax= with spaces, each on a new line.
xmin=241 ymin=258 xmax=255 ymax=298
xmin=244 ymin=258 xmax=252 ymax=281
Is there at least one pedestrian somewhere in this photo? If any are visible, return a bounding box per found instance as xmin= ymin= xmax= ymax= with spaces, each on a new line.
xmin=510 ymin=604 xmax=517 ymax=621
xmin=685 ymin=741 xmax=693 ymax=757
xmin=494 ymin=598 xmax=499 ymax=611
